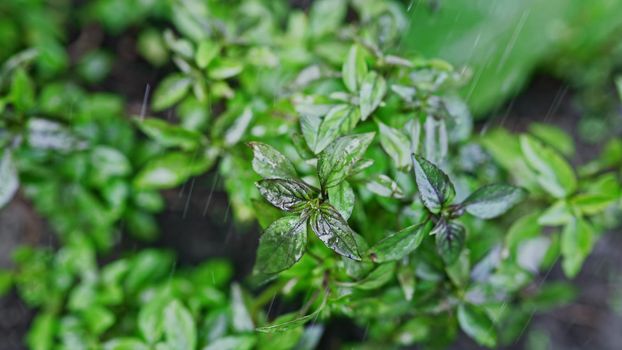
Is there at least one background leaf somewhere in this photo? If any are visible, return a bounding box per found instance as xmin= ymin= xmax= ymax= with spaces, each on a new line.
xmin=248 ymin=142 xmax=297 ymax=179
xmin=342 ymin=45 xmax=367 ymax=93
xmin=462 ymin=184 xmax=527 ymax=219
xmin=359 ymin=71 xmax=386 ymax=120
xmin=163 ymin=300 xmax=196 ymax=350
xmin=369 ymin=221 xmax=433 ymax=263
xmin=457 ymin=304 xmax=497 ymax=348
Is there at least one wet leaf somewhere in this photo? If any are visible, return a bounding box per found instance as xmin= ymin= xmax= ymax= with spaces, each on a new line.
xmin=318 ymin=133 xmax=375 ymax=189
xmin=457 ymin=304 xmax=497 ymax=348
xmin=369 ymin=221 xmax=433 ymax=263
xmin=310 ymin=204 xmax=363 ymax=260
xmin=327 ymin=181 xmax=355 ymax=220
xmin=151 ymin=74 xmax=192 ymax=111
xmin=359 ymin=71 xmax=386 ymax=120
xmin=254 ymin=215 xmax=308 ymax=274
xmin=248 ymin=142 xmax=297 ymax=179
xmin=377 ymin=119 xmax=411 ymax=169
xmin=412 ymin=154 xmax=455 ymax=213
xmin=301 ymin=105 xmax=360 ymax=154
xmin=163 ymin=300 xmax=196 ymax=350
xmin=433 ymin=220 xmax=465 ymax=265
xmin=462 ymin=184 xmax=527 ymax=219
xmin=256 ymin=179 xmax=318 ymax=212
xmin=342 ymin=45 xmax=367 ymax=92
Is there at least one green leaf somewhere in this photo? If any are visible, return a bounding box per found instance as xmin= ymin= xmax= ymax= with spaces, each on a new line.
xmin=255 ymin=215 xmax=307 ymax=274
xmin=462 ymin=184 xmax=527 ymax=219
xmin=134 ymin=150 xmax=217 ymax=190
xmin=433 ymin=220 xmax=465 ymax=265
xmin=0 ymin=150 xmax=18 ymax=208
xmin=369 ymin=221 xmax=433 ymax=263
xmin=203 ymin=336 xmax=256 ymax=350
xmin=224 ymin=107 xmax=253 ymax=146
xmin=342 ymin=45 xmax=367 ymax=93
xmin=538 ymin=201 xmax=573 ymax=226
xmin=457 ymin=304 xmax=497 ymax=348
xmin=365 ymin=174 xmax=404 ymax=199
xmin=528 ymin=123 xmax=575 ymax=157
xmin=103 ymin=338 xmax=149 ymax=350
xmin=26 ymin=313 xmax=56 ymax=350
xmin=506 ymin=212 xmax=541 ymax=255
xmin=571 ymin=193 xmax=617 ymax=216
xmin=152 ymin=74 xmax=192 ymax=111
xmin=377 ymin=119 xmax=411 ymax=169
xmin=208 ymin=59 xmax=243 ymax=80
xmin=135 ymin=118 xmax=205 ymax=150
xmin=231 ymin=283 xmax=254 ymax=332
xmin=138 ymin=297 xmax=166 ymax=344
xmin=352 ymin=262 xmax=396 ymax=290
xmin=163 ymin=300 xmax=196 ymax=350
xmin=561 ymin=218 xmax=594 ymax=278
xmin=196 ymin=40 xmax=221 ymax=68
xmin=520 ymin=134 xmax=577 ymax=198
xmin=327 ymin=181 xmax=355 ymax=220
xmin=248 ymin=142 xmax=297 ymax=179
xmin=256 ymin=179 xmax=319 ymax=212
xmin=301 ymin=104 xmax=360 ymax=154
xmin=318 ymin=133 xmax=375 ymax=189
xmin=412 ymin=154 xmax=455 ymax=213
xmin=310 ymin=203 xmax=363 ymax=260
xmin=0 ymin=270 xmax=12 ymax=297
xmin=359 ymin=71 xmax=386 ymax=120
xmin=256 ymin=308 xmax=322 ymax=334
xmin=10 ymin=68 xmax=35 ymax=112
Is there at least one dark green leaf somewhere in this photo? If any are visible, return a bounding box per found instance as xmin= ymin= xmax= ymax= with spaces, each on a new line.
xmin=342 ymin=45 xmax=367 ymax=92
xmin=412 ymin=154 xmax=455 ymax=213
xmin=151 ymin=74 xmax=192 ymax=111
xmin=255 ymin=215 xmax=307 ymax=274
xmin=0 ymin=150 xmax=18 ymax=208
xmin=369 ymin=221 xmax=433 ymax=263
xmin=462 ymin=184 xmax=527 ymax=219
xmin=256 ymin=179 xmax=318 ymax=212
xmin=377 ymin=119 xmax=411 ymax=169
xmin=163 ymin=300 xmax=196 ymax=350
xmin=248 ymin=142 xmax=297 ymax=179
xmin=135 ymin=118 xmax=205 ymax=150
xmin=327 ymin=181 xmax=355 ymax=220
xmin=309 ymin=204 xmax=363 ymax=260
xmin=433 ymin=220 xmax=465 ymax=265
xmin=457 ymin=304 xmax=497 ymax=348
xmin=359 ymin=71 xmax=386 ymax=120
xmin=318 ymin=133 xmax=375 ymax=189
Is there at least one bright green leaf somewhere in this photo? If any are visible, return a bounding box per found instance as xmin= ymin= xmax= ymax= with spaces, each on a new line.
xmin=342 ymin=45 xmax=367 ymax=93
xmin=561 ymin=218 xmax=594 ymax=278
xmin=134 ymin=149 xmax=218 ymax=190
xmin=377 ymin=119 xmax=411 ymax=169
xmin=151 ymin=74 xmax=192 ymax=111
xmin=327 ymin=181 xmax=355 ymax=220
xmin=135 ymin=118 xmax=205 ymax=150
xmin=196 ymin=40 xmax=221 ymax=68
xmin=164 ymin=300 xmax=196 ymax=350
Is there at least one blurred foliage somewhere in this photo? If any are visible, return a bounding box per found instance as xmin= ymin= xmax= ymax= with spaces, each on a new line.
xmin=0 ymin=0 xmax=622 ymax=349
xmin=404 ymin=0 xmax=622 ymax=117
